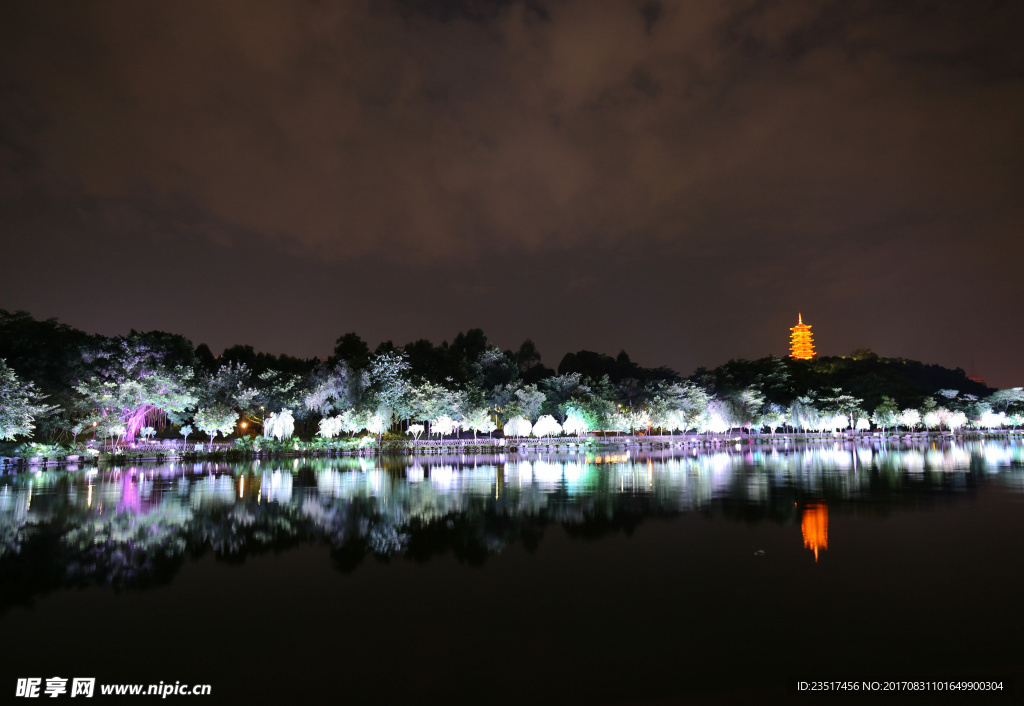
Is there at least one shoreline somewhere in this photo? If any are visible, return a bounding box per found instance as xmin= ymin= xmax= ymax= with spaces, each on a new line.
xmin=3 ymin=429 xmax=1021 ymax=471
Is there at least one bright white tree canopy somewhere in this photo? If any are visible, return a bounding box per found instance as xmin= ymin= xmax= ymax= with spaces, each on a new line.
xmin=264 ymin=409 xmax=296 ymax=440
xmin=532 ymin=415 xmax=562 ymax=438
xmin=504 ymin=416 xmax=532 ymax=438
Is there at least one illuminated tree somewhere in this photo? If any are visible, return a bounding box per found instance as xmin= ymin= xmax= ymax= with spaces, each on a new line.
xmin=407 ymin=423 xmax=425 ymax=440
xmin=532 ymin=415 xmax=562 ymax=438
xmin=318 ymin=415 xmax=344 ymax=439
xmin=366 ymin=351 xmax=412 ymax=442
xmin=461 ymin=407 xmax=496 ymax=439
xmin=304 ymin=361 xmax=364 ymax=416
xmin=263 ymin=409 xmax=295 ymax=441
xmin=408 ymin=380 xmax=449 ymax=436
xmin=75 ymin=336 xmax=197 ymax=441
xmin=898 ymin=408 xmax=921 ymax=430
xmin=827 ymin=413 xmax=849 ymax=432
xmin=819 ymin=389 xmax=863 ymax=430
xmin=0 ymin=359 xmax=54 ymax=440
xmin=254 ymin=369 xmax=307 ymax=420
xmin=504 ymin=416 xmax=532 ymax=438
xmin=788 ymin=396 xmax=822 ymax=433
xmin=179 ymin=424 xmax=193 ymax=446
xmin=677 ymin=385 xmax=711 ymax=432
xmin=202 ymin=361 xmax=259 ymax=409
xmin=566 ymin=396 xmax=615 ymax=434
xmin=365 ymin=412 xmax=387 ymax=436
xmin=194 ymin=403 xmax=239 ymax=445
xmin=540 ymin=373 xmax=587 ymax=421
xmin=340 ymin=408 xmax=370 ymax=436
xmin=661 ymin=409 xmax=687 ymax=434
xmin=495 ymin=383 xmax=546 ymax=424
xmin=761 ymin=403 xmax=787 ymax=435
xmin=872 ymin=396 xmax=899 ymax=434
xmin=646 ymin=386 xmax=677 ymax=433
xmin=562 ymin=408 xmax=590 ymax=436
xmin=979 ymin=410 xmax=1007 ymax=429
xmin=723 ymin=387 xmax=765 ymax=434
xmin=624 ymin=407 xmax=651 ymax=435
xmin=702 ymin=402 xmax=730 ymax=434
xmin=607 ymin=409 xmax=631 ymax=435
xmin=946 ymin=410 xmax=968 ymax=432
xmin=430 ymin=415 xmax=458 ymax=439
xmin=920 ymin=396 xmax=938 ymax=420
xmin=986 ymin=388 xmax=1024 ymax=415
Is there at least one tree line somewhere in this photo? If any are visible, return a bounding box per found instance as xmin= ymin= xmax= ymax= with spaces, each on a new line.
xmin=1 ymin=309 xmax=1021 ymax=447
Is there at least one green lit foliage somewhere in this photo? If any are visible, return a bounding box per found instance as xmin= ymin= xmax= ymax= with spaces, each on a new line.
xmin=986 ymin=387 xmax=1024 ymax=415
xmin=493 ymin=382 xmax=546 ymax=424
xmin=367 ymin=351 xmax=412 ymax=434
xmin=253 ymin=370 xmax=307 ymax=423
xmin=872 ymin=396 xmax=899 ymax=433
xmin=722 ymin=386 xmax=766 ymax=434
xmin=408 ymin=380 xmax=451 ymax=434
xmin=340 ymin=408 xmax=371 ymax=436
xmin=788 ymin=396 xmax=822 ymax=433
xmin=540 ymin=373 xmax=588 ymax=422
xmin=566 ymin=396 xmax=615 ymax=433
xmin=461 ymin=407 xmax=496 ymax=439
xmin=194 ymin=403 xmax=239 ymax=444
xmin=562 ymin=407 xmax=591 ymax=436
xmin=646 ymin=381 xmax=710 ymax=434
xmin=817 ymin=388 xmax=864 ymax=424
xmin=761 ymin=403 xmax=787 ymax=434
xmin=0 ymin=359 xmax=55 ymax=440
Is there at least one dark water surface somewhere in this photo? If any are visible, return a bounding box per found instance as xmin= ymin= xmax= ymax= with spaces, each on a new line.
xmin=2 ymin=440 xmax=1022 ymax=704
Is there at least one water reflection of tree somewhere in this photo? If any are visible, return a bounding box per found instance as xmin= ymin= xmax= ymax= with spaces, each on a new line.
xmin=1 ymin=444 xmax=1019 ymax=604
xmin=63 ymin=507 xmax=189 ymax=587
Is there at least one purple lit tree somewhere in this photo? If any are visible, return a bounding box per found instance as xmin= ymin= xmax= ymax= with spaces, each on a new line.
xmin=75 ymin=336 xmax=197 ymax=442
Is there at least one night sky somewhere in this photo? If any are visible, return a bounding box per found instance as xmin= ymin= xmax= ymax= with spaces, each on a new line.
xmin=2 ymin=0 xmax=1021 ymax=386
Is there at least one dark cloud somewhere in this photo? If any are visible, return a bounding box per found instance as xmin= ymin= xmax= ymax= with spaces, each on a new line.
xmin=1 ymin=0 xmax=1022 ymax=385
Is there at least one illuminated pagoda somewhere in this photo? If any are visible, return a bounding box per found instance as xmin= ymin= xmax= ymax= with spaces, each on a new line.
xmin=789 ymin=313 xmax=816 ymax=360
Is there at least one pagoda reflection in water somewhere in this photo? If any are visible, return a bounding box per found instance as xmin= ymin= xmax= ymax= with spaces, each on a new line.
xmin=801 ymin=503 xmax=828 ymax=561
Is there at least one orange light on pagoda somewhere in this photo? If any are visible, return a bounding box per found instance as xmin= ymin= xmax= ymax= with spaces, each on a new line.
xmin=801 ymin=503 xmax=828 ymax=561
xmin=789 ymin=313 xmax=816 ymax=359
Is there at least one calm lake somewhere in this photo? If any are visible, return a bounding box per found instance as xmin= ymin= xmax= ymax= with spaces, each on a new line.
xmin=2 ymin=440 xmax=1022 ymax=704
